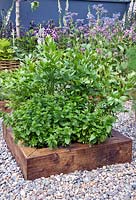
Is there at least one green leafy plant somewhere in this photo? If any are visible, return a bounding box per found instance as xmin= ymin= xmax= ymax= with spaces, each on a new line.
xmin=127 ymin=46 xmax=136 ymax=72
xmin=125 ymin=46 xmax=136 ymax=120
xmin=0 ymin=70 xmax=13 ymax=100
xmin=0 ymin=39 xmax=14 ymax=60
xmin=1 ymin=36 xmax=132 ymax=148
xmin=13 ymin=33 xmax=37 ymax=60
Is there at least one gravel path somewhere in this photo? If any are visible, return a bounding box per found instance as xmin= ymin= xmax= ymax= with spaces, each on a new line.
xmin=0 ymin=102 xmax=136 ymax=200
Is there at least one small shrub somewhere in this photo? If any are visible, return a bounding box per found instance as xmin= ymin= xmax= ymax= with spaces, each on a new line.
xmin=2 ymin=36 xmax=132 ymax=148
xmin=14 ymin=33 xmax=37 ymax=60
xmin=127 ymin=46 xmax=136 ymax=72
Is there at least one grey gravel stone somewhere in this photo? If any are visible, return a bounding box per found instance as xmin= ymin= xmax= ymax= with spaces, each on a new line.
xmin=132 ymin=183 xmax=136 ymax=190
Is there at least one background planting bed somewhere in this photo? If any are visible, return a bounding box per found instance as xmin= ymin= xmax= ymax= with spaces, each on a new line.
xmin=3 ymin=124 xmax=132 ymax=180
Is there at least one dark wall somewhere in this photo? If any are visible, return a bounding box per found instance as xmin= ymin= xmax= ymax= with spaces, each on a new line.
xmin=0 ymin=0 xmax=130 ymax=28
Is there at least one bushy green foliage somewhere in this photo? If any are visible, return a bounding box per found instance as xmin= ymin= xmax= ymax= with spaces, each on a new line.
xmin=0 ymin=70 xmax=13 ymax=100
xmin=1 ymin=36 xmax=132 ymax=148
xmin=0 ymin=39 xmax=14 ymax=60
xmin=125 ymin=46 xmax=136 ymax=119
xmin=127 ymin=46 xmax=136 ymax=72
xmin=14 ymin=34 xmax=37 ymax=60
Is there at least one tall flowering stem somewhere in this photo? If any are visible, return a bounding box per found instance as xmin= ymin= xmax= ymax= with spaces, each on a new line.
xmin=15 ymin=0 xmax=40 ymax=38
xmin=58 ymin=0 xmax=62 ymax=28
xmin=65 ymin=0 xmax=69 ymax=12
xmin=16 ymin=0 xmax=20 ymax=38
xmin=11 ymin=25 xmax=15 ymax=47
xmin=0 ymin=0 xmax=15 ymax=37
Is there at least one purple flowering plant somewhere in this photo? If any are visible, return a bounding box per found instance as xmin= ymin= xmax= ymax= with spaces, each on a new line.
xmin=15 ymin=4 xmax=136 ymax=61
xmin=34 ymin=23 xmax=59 ymax=44
xmin=8 ymin=3 xmax=136 ymax=70
xmin=55 ymin=4 xmax=136 ymax=68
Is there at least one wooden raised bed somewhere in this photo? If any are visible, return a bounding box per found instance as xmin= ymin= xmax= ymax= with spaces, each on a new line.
xmin=0 ymin=101 xmax=11 ymax=113
xmin=3 ymin=124 xmax=132 ymax=180
xmin=0 ymin=60 xmax=20 ymax=71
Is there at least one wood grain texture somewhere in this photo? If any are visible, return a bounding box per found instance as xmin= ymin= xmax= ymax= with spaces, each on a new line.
xmin=0 ymin=60 xmax=20 ymax=70
xmin=0 ymin=101 xmax=11 ymax=113
xmin=3 ymin=124 xmax=28 ymax=179
xmin=3 ymin=124 xmax=132 ymax=180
